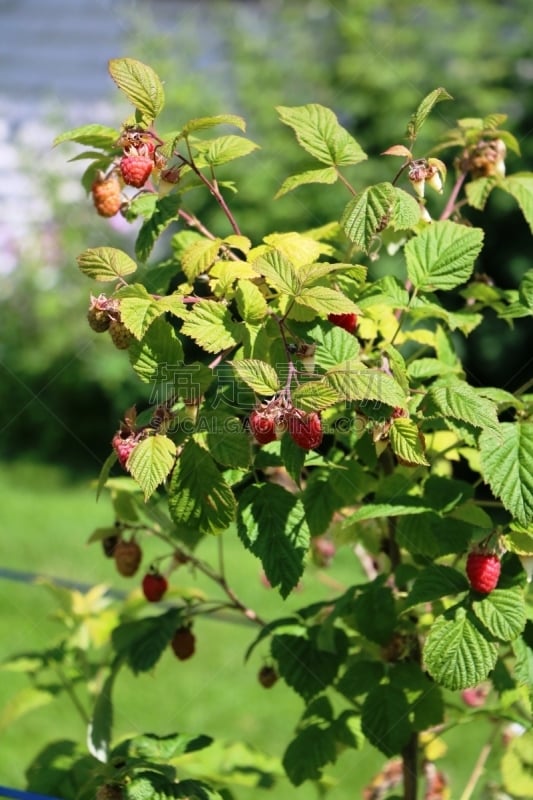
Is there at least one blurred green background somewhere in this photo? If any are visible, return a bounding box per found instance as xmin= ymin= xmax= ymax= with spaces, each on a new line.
xmin=0 ymin=0 xmax=532 ymax=795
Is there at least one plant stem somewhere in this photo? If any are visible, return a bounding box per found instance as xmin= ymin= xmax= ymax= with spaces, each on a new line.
xmin=53 ymin=664 xmax=90 ymax=726
xmin=402 ymin=732 xmax=419 ymax=800
xmin=459 ymin=723 xmax=500 ymax=800
xmin=439 ymin=171 xmax=467 ymax=221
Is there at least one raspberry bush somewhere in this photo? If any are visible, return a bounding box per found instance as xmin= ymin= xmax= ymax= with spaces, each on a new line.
xmin=10 ymin=57 xmax=533 ymax=799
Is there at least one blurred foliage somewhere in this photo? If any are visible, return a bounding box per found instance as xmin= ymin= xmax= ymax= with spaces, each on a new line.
xmin=2 ymin=0 xmax=532 ymax=465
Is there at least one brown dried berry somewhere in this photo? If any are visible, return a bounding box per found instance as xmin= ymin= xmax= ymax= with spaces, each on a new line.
xmin=114 ymin=539 xmax=142 ymax=577
xmin=171 ymin=625 xmax=196 ymax=660
xmin=258 ymin=665 xmax=278 ymax=688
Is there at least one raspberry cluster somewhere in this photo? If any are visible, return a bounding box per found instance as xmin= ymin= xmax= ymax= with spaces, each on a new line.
xmin=249 ymin=398 xmax=323 ymax=451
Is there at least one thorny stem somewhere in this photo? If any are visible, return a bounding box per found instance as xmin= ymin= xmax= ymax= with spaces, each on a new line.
xmin=177 ymin=150 xmax=242 ymax=235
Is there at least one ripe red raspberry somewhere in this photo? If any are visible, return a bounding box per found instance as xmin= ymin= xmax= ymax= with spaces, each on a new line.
xmin=171 ymin=625 xmax=196 ymax=661
xmin=288 ymin=410 xmax=323 ymax=450
xmin=119 ymin=154 xmax=153 ymax=188
xmin=114 ymin=539 xmax=142 ymax=577
xmin=327 ymin=312 xmax=358 ymax=334
xmin=466 ymin=551 xmax=501 ymax=594
xmin=249 ymin=408 xmax=277 ymax=444
xmin=91 ymin=172 xmax=122 ymax=217
xmin=108 ymin=319 xmax=134 ymax=350
xmin=258 ymin=665 xmax=278 ymax=688
xmin=142 ymin=570 xmax=168 ymax=602
xmin=112 ymin=430 xmax=137 ymax=469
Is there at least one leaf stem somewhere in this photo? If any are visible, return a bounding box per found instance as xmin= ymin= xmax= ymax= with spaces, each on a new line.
xmin=439 ymin=171 xmax=467 ymax=221
xmin=53 ymin=664 xmax=90 ymax=726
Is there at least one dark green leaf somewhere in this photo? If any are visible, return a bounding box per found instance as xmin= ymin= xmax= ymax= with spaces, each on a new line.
xmin=361 ymin=684 xmax=413 ymax=757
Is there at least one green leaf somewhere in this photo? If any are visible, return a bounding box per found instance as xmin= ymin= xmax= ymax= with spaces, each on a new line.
xmin=275 ymin=167 xmax=338 ymax=199
xmin=283 ymin=725 xmax=337 ymax=786
xmin=295 ymin=286 xmax=359 ymax=316
xmin=406 ymin=87 xmax=453 ymax=140
xmin=168 ymin=440 xmax=236 ymax=534
xmin=518 ymin=269 xmax=533 ymax=311
xmin=391 ymin=188 xmax=422 ymax=230
xmin=501 ymin=730 xmax=533 ymax=797
xmin=472 ymin=587 xmax=526 ymax=641
xmin=405 ymin=221 xmax=484 ymax=291
xmin=341 ymin=182 xmax=396 ymax=253
xmin=314 ymin=327 xmax=361 ymax=371
xmin=129 ymin=317 xmax=184 ymax=384
xmin=272 ymin=629 xmax=346 ymax=700
xmin=280 ymin=432 xmax=307 ymax=486
xmin=136 ymin=195 xmax=181 ymax=263
xmin=337 ymin=660 xmax=385 ymax=699
xmin=200 ymin=411 xmax=251 ymax=469
xmin=231 ymin=359 xmax=280 ymax=395
xmin=479 ymin=423 xmax=533 ymax=527
xmin=116 ymin=284 xmax=163 ymax=339
xmin=237 ymin=483 xmax=310 ymax=597
xmin=234 ymin=280 xmax=268 ymax=322
xmin=390 ymin=418 xmax=429 ymax=466
xmin=277 ymin=103 xmax=367 ymax=166
xmin=181 ymin=237 xmax=222 ymax=281
xmin=178 ymin=114 xmax=246 ymax=138
xmin=112 ymin=608 xmax=180 ymax=674
xmin=0 ymin=687 xmax=55 ymax=731
xmin=130 ymin=732 xmax=213 ymax=760
xmin=127 ymin=435 xmax=177 ymax=501
xmin=181 ymin=300 xmax=241 ymax=353
xmin=424 ymin=607 xmax=498 ymax=690
xmin=252 ymin=249 xmax=301 ymax=295
xmin=88 ymin=668 xmax=117 ymax=762
xmin=301 ymin=471 xmax=342 ymax=536
xmin=405 ymin=565 xmax=469 ymax=608
xmin=327 ymin=361 xmax=406 ymax=407
xmin=500 ymin=173 xmax=533 ymax=234
xmin=53 ymin=123 xmax=119 ymax=150
xmin=352 ymin=580 xmax=397 ymax=645
xmin=428 ymin=380 xmax=500 ymax=434
xmin=108 ymin=57 xmax=165 ymax=123
xmin=465 ymin=177 xmax=497 ymax=210
xmin=77 ymin=247 xmax=137 ymax=282
xmin=291 ymin=380 xmax=341 ymax=413
xmin=193 ymin=134 xmax=259 ymax=166
xmin=361 ymin=685 xmax=413 ymax=757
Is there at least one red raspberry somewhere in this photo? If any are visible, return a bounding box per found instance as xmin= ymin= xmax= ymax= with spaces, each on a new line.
xmin=142 ymin=570 xmax=168 ymax=602
xmin=113 ymin=539 xmax=142 ymax=577
xmin=171 ymin=626 xmax=196 ymax=661
xmin=112 ymin=430 xmax=137 ymax=469
xmin=249 ymin=408 xmax=277 ymax=444
xmin=327 ymin=312 xmax=358 ymax=334
xmin=91 ymin=172 xmax=122 ymax=217
xmin=466 ymin=551 xmax=501 ymax=594
xmin=119 ymin=154 xmax=153 ymax=188
xmin=258 ymin=665 xmax=278 ymax=688
xmin=288 ymin=410 xmax=323 ymax=450
xmin=311 ymin=536 xmax=336 ymax=567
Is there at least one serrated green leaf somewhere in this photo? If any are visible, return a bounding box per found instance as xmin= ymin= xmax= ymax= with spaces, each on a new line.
xmin=181 ymin=238 xmax=222 ymax=281
xmin=263 ymin=232 xmax=329 ymax=267
xmin=465 ymin=177 xmax=497 ymax=210
xmin=193 ymin=134 xmax=259 ymax=166
xmin=231 ymin=359 xmax=280 ymax=395
xmin=112 ymin=608 xmax=180 ymax=674
xmin=406 ymin=87 xmax=453 ymax=140
xmin=295 ymin=286 xmax=359 ymax=316
xmin=131 ymin=732 xmax=213 ymax=760
xmin=424 ymin=607 xmax=498 ymax=690
xmin=252 ymin=249 xmax=301 ymax=294
xmin=518 ymin=269 xmax=533 ymax=311
xmin=337 ymin=660 xmax=385 ymax=699
xmin=237 ymin=483 xmax=310 ymax=597
xmin=301 ymin=471 xmax=342 ymax=536
xmin=53 ymin=123 xmax=119 ymax=149
xmin=327 ymin=361 xmax=406 ymax=407
xmin=108 ymin=58 xmax=165 ymax=123
xmin=479 ymin=423 xmax=533 ymax=527
xmin=277 ymin=104 xmax=367 ymax=166
xmin=405 ymin=220 xmax=484 ymax=291
xmin=341 ymin=182 xmax=396 ymax=253
xmin=291 ymin=380 xmax=341 ymax=413
xmin=361 ymin=684 xmax=413 ymax=757
xmin=283 ymin=724 xmax=337 ymax=786
xmin=199 ymin=411 xmax=251 ymax=469
xmin=314 ymin=327 xmax=361 ymax=371
xmin=275 ymin=167 xmax=338 ymax=199
xmin=129 ymin=317 xmax=184 ymax=384
xmin=77 ymin=247 xmax=137 ymax=282
xmin=234 ymin=280 xmax=268 ymax=322
xmin=390 ymin=418 xmax=429 ymax=466
xmin=342 ymin=502 xmax=431 ymax=526
xmin=501 ymin=730 xmax=533 ymax=797
xmin=272 ymin=629 xmax=346 ymax=700
xmin=405 ymin=565 xmax=469 ymax=608
xmin=428 ymin=380 xmax=500 ymax=433
xmin=168 ymin=440 xmax=236 ymax=535
xmin=391 ymin=187 xmax=421 ymax=230
xmin=181 ymin=300 xmax=241 ymax=353
xmin=472 ymin=587 xmax=526 ymax=641
xmin=136 ymin=195 xmax=181 ymax=263
xmin=116 ymin=284 xmax=163 ymax=339
xmin=127 ymin=435 xmax=177 ymax=501
xmin=178 ymin=114 xmax=246 ymax=138
xmin=500 ymin=173 xmax=533 ymax=234
xmin=352 ymin=580 xmax=397 ymax=645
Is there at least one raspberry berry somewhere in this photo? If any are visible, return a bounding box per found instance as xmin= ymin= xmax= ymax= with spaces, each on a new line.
xmin=249 ymin=408 xmax=277 ymax=445
xmin=327 ymin=312 xmax=358 ymax=334
xmin=91 ymin=172 xmax=122 ymax=217
xmin=119 ymin=154 xmax=153 ymax=188
xmin=114 ymin=539 xmax=142 ymax=577
xmin=288 ymin=410 xmax=323 ymax=450
xmin=87 ymin=294 xmax=119 ymax=333
xmin=108 ymin=319 xmax=134 ymax=350
xmin=142 ymin=570 xmax=168 ymax=602
xmin=112 ymin=430 xmax=137 ymax=470
xmin=102 ymin=534 xmax=120 ymax=558
xmin=466 ymin=551 xmax=501 ymax=594
xmin=258 ymin=665 xmax=278 ymax=688
xmin=171 ymin=625 xmax=196 ymax=661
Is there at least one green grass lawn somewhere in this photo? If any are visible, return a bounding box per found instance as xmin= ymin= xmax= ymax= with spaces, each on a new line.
xmin=0 ymin=460 xmax=505 ymax=799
